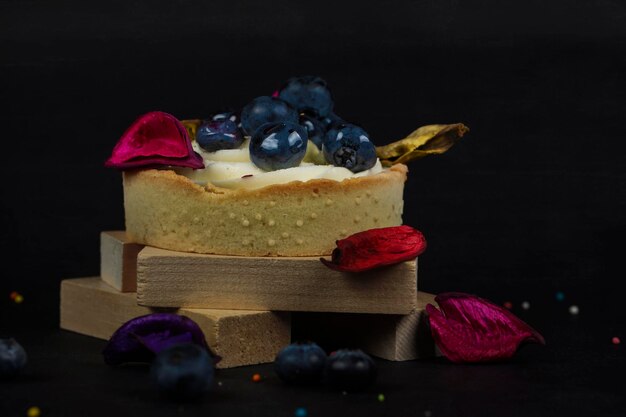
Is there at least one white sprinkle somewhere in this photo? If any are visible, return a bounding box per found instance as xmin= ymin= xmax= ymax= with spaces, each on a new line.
xmin=569 ymin=305 xmax=579 ymax=315
xmin=521 ymin=301 xmax=530 ymax=310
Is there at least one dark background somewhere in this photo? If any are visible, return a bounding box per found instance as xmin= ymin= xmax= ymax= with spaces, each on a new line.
xmin=1 ymin=1 xmax=625 ymax=416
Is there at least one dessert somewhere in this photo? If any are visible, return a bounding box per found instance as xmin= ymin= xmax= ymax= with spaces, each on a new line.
xmin=106 ymin=76 xmax=467 ymax=257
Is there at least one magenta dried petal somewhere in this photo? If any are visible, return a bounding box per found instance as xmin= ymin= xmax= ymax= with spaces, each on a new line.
xmin=104 ymin=111 xmax=204 ymax=170
xmin=102 ymin=313 xmax=214 ymax=366
xmin=426 ymin=292 xmax=545 ymax=363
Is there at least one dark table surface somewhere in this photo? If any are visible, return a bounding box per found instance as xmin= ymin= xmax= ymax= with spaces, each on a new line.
xmin=1 ymin=290 xmax=625 ymax=417
xmin=2 ymin=0 xmax=625 ymax=415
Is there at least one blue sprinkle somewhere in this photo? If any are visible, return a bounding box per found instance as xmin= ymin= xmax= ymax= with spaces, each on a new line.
xmin=556 ymin=291 xmax=565 ymax=302
xmin=295 ymin=407 xmax=308 ymax=417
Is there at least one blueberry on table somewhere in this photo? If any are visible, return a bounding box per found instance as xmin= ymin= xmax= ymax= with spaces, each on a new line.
xmin=240 ymin=96 xmax=299 ymax=136
xmin=274 ymin=342 xmax=328 ymax=385
xmin=323 ymin=124 xmax=377 ymax=173
xmin=324 ymin=349 xmax=377 ymax=390
xmin=196 ymin=119 xmax=244 ymax=152
xmin=278 ymin=76 xmax=334 ymax=118
xmin=249 ymin=121 xmax=308 ymax=171
xmin=0 ymin=338 xmax=27 ymax=379
xmin=150 ymin=343 xmax=214 ymax=401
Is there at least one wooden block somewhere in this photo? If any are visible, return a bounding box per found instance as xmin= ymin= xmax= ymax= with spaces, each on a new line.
xmin=137 ymin=246 xmax=418 ymax=314
xmin=100 ymin=231 xmax=144 ymax=292
xmin=60 ymin=277 xmax=291 ymax=368
xmin=291 ymin=292 xmax=439 ymax=361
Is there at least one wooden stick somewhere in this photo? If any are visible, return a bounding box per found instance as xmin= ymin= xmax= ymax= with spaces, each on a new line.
xmin=292 ymin=292 xmax=439 ymax=361
xmin=60 ymin=277 xmax=291 ymax=368
xmin=100 ymin=231 xmax=144 ymax=292
xmin=137 ymin=246 xmax=418 ymax=314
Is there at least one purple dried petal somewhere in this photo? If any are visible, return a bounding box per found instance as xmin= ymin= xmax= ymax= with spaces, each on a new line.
xmin=135 ymin=331 xmax=193 ymax=353
xmin=104 ymin=111 xmax=204 ymax=170
xmin=426 ymin=292 xmax=545 ymax=363
xmin=102 ymin=313 xmax=218 ymax=366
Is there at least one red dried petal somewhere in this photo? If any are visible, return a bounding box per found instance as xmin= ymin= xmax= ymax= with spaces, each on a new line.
xmin=426 ymin=292 xmax=545 ymax=363
xmin=104 ymin=111 xmax=204 ymax=170
xmin=320 ymin=225 xmax=427 ymax=272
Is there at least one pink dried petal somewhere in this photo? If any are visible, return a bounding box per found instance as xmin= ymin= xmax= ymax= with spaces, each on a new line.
xmin=426 ymin=292 xmax=545 ymax=363
xmin=104 ymin=111 xmax=204 ymax=170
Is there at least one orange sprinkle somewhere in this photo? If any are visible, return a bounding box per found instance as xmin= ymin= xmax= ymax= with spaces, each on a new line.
xmin=252 ymin=373 xmax=262 ymax=382
xmin=10 ymin=291 xmax=19 ymax=300
xmin=503 ymin=301 xmax=513 ymax=309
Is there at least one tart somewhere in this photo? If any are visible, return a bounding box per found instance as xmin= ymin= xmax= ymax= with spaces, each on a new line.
xmin=123 ymin=163 xmax=407 ymax=256
xmin=107 ymin=76 xmax=467 ymax=257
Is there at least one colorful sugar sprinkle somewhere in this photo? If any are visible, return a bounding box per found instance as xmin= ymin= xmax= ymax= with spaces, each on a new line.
xmin=555 ymin=291 xmax=565 ymax=302
xmin=10 ymin=291 xmax=24 ymax=304
xmin=251 ymin=373 xmax=262 ymax=382
xmin=295 ymin=407 xmax=308 ymax=417
xmin=503 ymin=301 xmax=513 ymax=309
xmin=424 ymin=411 xmax=433 ymax=417
xmin=569 ymin=305 xmax=579 ymax=315
xmin=612 ymin=337 xmax=621 ymax=345
xmin=377 ymin=393 xmax=386 ymax=402
xmin=26 ymin=406 xmax=41 ymax=417
xmin=521 ymin=301 xmax=530 ymax=310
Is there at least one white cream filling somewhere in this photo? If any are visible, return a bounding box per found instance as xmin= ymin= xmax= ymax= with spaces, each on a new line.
xmin=175 ymin=139 xmax=383 ymax=190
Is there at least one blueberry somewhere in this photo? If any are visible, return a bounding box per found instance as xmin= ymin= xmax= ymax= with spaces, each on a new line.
xmin=240 ymin=96 xmax=299 ymax=136
xmin=196 ymin=119 xmax=244 ymax=152
xmin=274 ymin=342 xmax=327 ymax=385
xmin=150 ymin=343 xmax=214 ymax=401
xmin=208 ymin=109 xmax=238 ymax=124
xmin=278 ymin=76 xmax=334 ymax=118
xmin=324 ymin=349 xmax=377 ymax=391
xmin=299 ymin=112 xmax=326 ymax=149
xmin=319 ymin=112 xmax=346 ymax=131
xmin=0 ymin=338 xmax=27 ymax=379
xmin=249 ymin=121 xmax=308 ymax=171
xmin=323 ymin=124 xmax=377 ymax=173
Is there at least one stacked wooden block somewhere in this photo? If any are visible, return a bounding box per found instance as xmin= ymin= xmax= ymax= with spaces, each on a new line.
xmin=60 ymin=231 xmax=437 ymax=368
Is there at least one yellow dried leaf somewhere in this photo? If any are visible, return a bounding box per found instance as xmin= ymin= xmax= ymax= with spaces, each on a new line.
xmin=181 ymin=119 xmax=202 ymax=141
xmin=376 ymin=123 xmax=469 ymax=167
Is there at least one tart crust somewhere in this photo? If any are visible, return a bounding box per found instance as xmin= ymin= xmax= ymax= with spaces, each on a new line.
xmin=123 ymin=164 xmax=407 ymax=256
